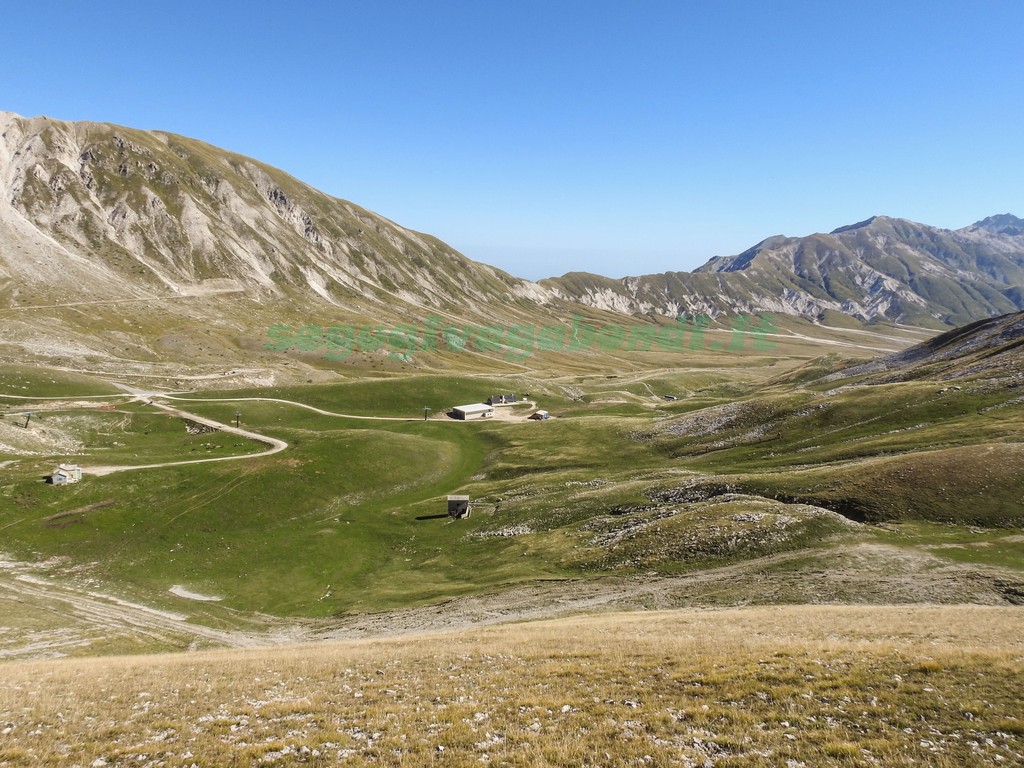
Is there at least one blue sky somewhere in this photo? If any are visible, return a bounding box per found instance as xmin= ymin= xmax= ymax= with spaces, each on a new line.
xmin=4 ymin=1 xmax=1022 ymax=279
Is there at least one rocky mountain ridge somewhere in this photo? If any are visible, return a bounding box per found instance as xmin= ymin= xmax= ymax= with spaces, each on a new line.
xmin=547 ymin=215 xmax=1024 ymax=327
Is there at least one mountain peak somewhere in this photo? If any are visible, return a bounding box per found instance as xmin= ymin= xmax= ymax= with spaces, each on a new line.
xmin=829 ymin=215 xmax=895 ymax=235
xmin=966 ymin=213 xmax=1024 ymax=236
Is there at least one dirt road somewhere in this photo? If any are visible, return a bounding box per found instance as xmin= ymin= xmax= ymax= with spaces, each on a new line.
xmin=0 ymin=556 xmax=283 ymax=659
xmin=82 ymin=393 xmax=539 ymax=476
xmin=161 ymin=394 xmax=538 ymax=422
xmin=83 ymin=399 xmax=288 ymax=477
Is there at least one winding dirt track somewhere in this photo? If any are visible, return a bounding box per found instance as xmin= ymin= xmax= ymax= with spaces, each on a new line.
xmin=163 ymin=395 xmax=424 ymax=421
xmin=82 ymin=394 xmax=534 ymax=475
xmin=162 ymin=394 xmax=536 ymax=422
xmin=83 ymin=399 xmax=289 ymax=477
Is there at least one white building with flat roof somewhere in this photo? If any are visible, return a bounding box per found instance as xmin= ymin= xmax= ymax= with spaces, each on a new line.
xmin=452 ymin=403 xmax=494 ymax=420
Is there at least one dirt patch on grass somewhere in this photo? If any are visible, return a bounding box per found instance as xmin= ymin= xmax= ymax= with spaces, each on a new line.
xmin=42 ymin=498 xmax=116 ymax=524
xmin=168 ymin=585 xmax=223 ymax=602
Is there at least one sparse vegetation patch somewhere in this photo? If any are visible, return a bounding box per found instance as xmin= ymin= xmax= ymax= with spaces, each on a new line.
xmin=1 ymin=607 xmax=1021 ymax=767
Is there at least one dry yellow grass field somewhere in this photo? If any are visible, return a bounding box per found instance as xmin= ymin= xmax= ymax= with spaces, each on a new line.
xmin=2 ymin=605 xmax=1022 ymax=767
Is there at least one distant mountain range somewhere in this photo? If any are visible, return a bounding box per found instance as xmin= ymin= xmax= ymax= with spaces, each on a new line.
xmin=2 ymin=111 xmax=1023 ymax=373
xmin=546 ymin=214 xmax=1024 ymax=328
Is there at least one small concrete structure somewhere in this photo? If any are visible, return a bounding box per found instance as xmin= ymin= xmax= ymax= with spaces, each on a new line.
xmin=452 ymin=403 xmax=494 ymax=420
xmin=528 ymin=410 xmax=550 ymax=420
xmin=447 ymin=495 xmax=471 ymax=519
xmin=486 ymin=393 xmax=518 ymax=405
xmin=50 ymin=463 xmax=82 ymax=485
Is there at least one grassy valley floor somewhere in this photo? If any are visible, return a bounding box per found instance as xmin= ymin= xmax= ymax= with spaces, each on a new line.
xmin=1 ymin=339 xmax=1023 ymax=658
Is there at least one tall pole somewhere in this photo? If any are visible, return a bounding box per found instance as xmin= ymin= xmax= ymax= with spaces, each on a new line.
xmin=234 ymin=411 xmax=241 ymax=428
xmin=422 ymin=406 xmax=431 ymax=421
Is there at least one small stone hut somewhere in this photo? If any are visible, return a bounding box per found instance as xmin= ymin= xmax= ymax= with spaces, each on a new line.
xmin=447 ymin=495 xmax=471 ymax=519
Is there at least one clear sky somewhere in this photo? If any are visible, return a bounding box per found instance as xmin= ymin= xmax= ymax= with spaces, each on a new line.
xmin=3 ymin=1 xmax=1022 ymax=280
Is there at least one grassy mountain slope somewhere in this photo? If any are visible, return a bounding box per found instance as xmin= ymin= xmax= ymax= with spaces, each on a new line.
xmin=0 ymin=112 xmax=542 ymax=312
xmin=647 ymin=313 xmax=1024 ymax=526
xmin=825 ymin=308 xmax=1024 ymax=383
